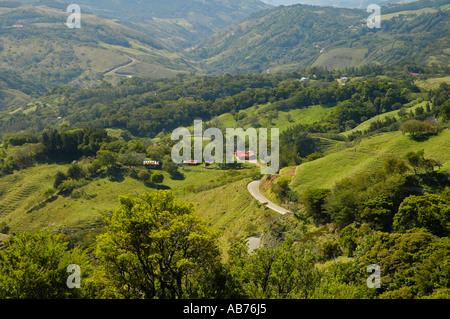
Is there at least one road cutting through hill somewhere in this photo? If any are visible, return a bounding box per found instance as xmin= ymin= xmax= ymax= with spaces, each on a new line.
xmin=104 ymin=56 xmax=138 ymax=78
xmin=247 ymin=180 xmax=290 ymax=215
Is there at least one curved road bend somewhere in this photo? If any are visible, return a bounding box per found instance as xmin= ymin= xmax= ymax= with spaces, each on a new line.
xmin=247 ymin=180 xmax=290 ymax=215
xmin=105 ymin=57 xmax=138 ymax=78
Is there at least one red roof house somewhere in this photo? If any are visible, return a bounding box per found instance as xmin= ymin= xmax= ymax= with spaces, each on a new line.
xmin=183 ymin=160 xmax=201 ymax=166
xmin=235 ymin=151 xmax=256 ymax=161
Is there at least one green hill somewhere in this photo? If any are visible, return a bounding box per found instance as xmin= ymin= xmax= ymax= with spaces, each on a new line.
xmin=13 ymin=0 xmax=271 ymax=51
xmin=76 ymin=0 xmax=271 ymax=50
xmin=287 ymin=129 xmax=450 ymax=196
xmin=0 ymin=155 xmax=268 ymax=247
xmin=187 ymin=1 xmax=450 ymax=74
xmin=0 ymin=3 xmax=197 ymax=90
xmin=262 ymin=1 xmax=418 ymax=8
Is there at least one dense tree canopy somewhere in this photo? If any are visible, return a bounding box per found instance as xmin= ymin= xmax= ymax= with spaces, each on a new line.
xmin=0 ymin=230 xmax=90 ymax=299
xmin=94 ymin=190 xmax=225 ymax=299
xmin=394 ymin=193 xmax=450 ymax=236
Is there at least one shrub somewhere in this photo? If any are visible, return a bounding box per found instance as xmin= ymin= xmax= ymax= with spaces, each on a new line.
xmin=67 ymin=163 xmax=85 ymax=180
xmin=150 ymin=171 xmax=164 ymax=184
xmin=400 ymin=120 xmax=438 ymax=139
xmin=53 ymin=171 xmax=68 ymax=189
xmin=43 ymin=188 xmax=56 ymax=197
xmin=58 ymin=179 xmax=86 ymax=194
xmin=138 ymin=169 xmax=150 ymax=181
xmin=302 ymin=188 xmax=331 ymax=225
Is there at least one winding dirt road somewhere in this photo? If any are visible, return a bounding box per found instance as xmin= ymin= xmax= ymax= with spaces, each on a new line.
xmin=104 ymin=56 xmax=138 ymax=78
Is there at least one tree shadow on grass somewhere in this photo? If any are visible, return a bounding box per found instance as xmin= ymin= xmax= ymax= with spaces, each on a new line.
xmin=107 ymin=167 xmax=125 ymax=182
xmin=169 ymin=171 xmax=185 ymax=180
xmin=409 ymin=135 xmax=432 ymax=142
xmin=143 ymin=180 xmax=171 ymax=190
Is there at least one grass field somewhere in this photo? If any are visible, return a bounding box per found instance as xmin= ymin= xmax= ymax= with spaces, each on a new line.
xmin=181 ymin=178 xmax=280 ymax=256
xmin=312 ymin=48 xmax=369 ymax=70
xmin=0 ymin=156 xmax=283 ymax=256
xmin=415 ymin=76 xmax=450 ymax=91
xmin=209 ymin=103 xmax=337 ymax=131
xmin=0 ymin=163 xmax=69 ymax=231
xmin=0 ymin=100 xmax=336 ymax=247
xmin=381 ymin=8 xmax=439 ymax=21
xmin=342 ymin=100 xmax=429 ymax=137
xmin=0 ymin=162 xmax=257 ymax=236
xmin=290 ymin=129 xmax=450 ymax=196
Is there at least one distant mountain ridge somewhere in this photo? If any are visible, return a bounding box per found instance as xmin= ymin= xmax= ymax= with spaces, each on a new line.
xmin=9 ymin=0 xmax=272 ymax=49
xmin=260 ymin=0 xmax=418 ymax=8
xmin=0 ymin=0 xmax=448 ymax=93
xmin=0 ymin=2 xmax=199 ymax=106
xmin=187 ymin=0 xmax=450 ymax=74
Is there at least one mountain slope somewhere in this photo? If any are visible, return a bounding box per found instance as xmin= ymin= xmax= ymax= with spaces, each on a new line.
xmin=14 ymin=0 xmax=272 ymax=50
xmin=261 ymin=0 xmax=418 ymax=9
xmin=0 ymin=2 xmax=197 ymax=91
xmin=289 ymin=129 xmax=450 ymax=196
xmin=187 ymin=1 xmax=450 ymax=74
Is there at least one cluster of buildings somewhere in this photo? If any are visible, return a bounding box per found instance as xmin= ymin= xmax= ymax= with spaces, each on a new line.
xmin=142 ymin=151 xmax=257 ymax=168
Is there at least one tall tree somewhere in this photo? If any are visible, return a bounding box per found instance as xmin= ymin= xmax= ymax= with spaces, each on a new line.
xmin=393 ymin=194 xmax=450 ymax=237
xmin=95 ymin=190 xmax=225 ymax=299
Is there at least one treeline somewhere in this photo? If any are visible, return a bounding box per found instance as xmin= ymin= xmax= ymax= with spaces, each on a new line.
xmin=40 ymin=128 xmax=111 ymax=159
xmin=0 ymin=125 xmax=186 ymax=192
xmin=2 ymin=66 xmax=447 ymax=173
xmin=301 ymin=152 xmax=446 ymax=232
xmin=0 ymin=127 xmax=111 ymax=175
xmin=2 ymin=64 xmax=440 ymax=138
xmin=279 ymin=81 xmax=450 ymax=167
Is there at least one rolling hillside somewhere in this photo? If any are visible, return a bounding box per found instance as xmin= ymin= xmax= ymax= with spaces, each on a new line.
xmin=0 ymin=2 xmax=197 ymax=90
xmin=288 ymin=129 xmax=450 ymax=196
xmin=13 ymin=0 xmax=272 ymax=50
xmin=187 ymin=0 xmax=450 ymax=74
xmin=1 ymin=0 xmax=448 ymax=96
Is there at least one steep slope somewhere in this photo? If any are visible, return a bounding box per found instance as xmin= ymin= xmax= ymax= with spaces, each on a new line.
xmin=0 ymin=2 xmax=197 ymax=90
xmin=0 ymin=69 xmax=45 ymax=110
xmin=188 ymin=0 xmax=449 ymax=74
xmin=82 ymin=0 xmax=271 ymax=49
xmin=14 ymin=0 xmax=272 ymax=50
